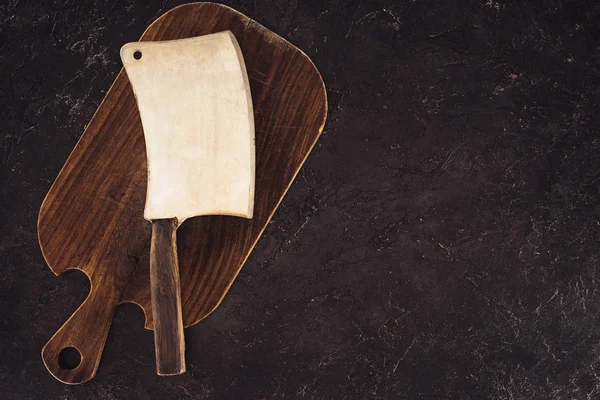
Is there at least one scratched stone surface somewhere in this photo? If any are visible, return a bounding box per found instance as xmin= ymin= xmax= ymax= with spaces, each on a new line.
xmin=2 ymin=0 xmax=600 ymax=398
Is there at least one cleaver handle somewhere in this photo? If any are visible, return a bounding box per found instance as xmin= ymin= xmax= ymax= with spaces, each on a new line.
xmin=149 ymin=218 xmax=186 ymax=375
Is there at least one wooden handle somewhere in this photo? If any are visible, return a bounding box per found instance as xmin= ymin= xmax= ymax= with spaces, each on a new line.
xmin=41 ymin=273 xmax=121 ymax=384
xmin=150 ymin=218 xmax=186 ymax=375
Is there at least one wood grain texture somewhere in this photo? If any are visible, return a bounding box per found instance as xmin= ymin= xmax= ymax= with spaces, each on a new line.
xmin=149 ymin=219 xmax=185 ymax=376
xmin=38 ymin=2 xmax=327 ymax=384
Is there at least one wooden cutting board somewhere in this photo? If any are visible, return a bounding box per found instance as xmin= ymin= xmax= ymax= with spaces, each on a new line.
xmin=38 ymin=2 xmax=327 ymax=384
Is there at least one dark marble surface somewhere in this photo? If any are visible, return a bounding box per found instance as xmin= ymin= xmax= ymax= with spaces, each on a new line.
xmin=2 ymin=0 xmax=600 ymax=398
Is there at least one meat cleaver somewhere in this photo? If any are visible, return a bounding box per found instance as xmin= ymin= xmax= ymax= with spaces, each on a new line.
xmin=120 ymin=31 xmax=254 ymax=375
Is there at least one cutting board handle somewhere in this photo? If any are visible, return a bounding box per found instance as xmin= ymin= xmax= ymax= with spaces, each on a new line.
xmin=41 ymin=271 xmax=120 ymax=384
xmin=150 ymin=218 xmax=186 ymax=375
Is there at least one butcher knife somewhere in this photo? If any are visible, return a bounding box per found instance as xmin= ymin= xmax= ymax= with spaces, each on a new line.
xmin=120 ymin=31 xmax=254 ymax=375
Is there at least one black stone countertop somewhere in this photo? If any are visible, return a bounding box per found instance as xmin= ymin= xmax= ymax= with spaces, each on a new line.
xmin=2 ymin=0 xmax=600 ymax=398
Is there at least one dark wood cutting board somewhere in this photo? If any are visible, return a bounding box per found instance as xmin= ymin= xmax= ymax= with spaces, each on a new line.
xmin=38 ymin=2 xmax=327 ymax=384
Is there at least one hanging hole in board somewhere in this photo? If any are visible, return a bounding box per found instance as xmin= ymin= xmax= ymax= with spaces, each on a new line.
xmin=58 ymin=347 xmax=81 ymax=370
xmin=134 ymin=50 xmax=142 ymax=60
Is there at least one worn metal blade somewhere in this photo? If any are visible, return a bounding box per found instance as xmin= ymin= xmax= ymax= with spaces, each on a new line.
xmin=121 ymin=31 xmax=254 ymax=223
